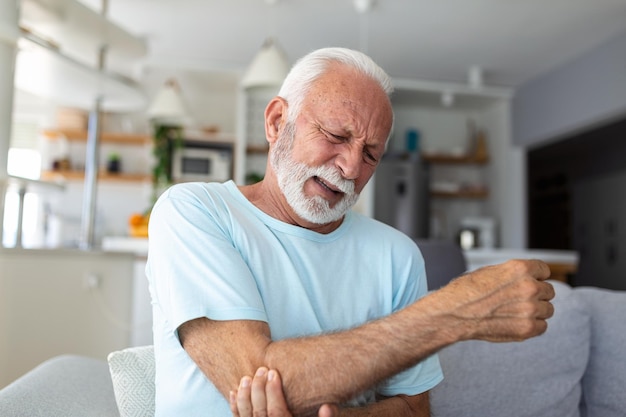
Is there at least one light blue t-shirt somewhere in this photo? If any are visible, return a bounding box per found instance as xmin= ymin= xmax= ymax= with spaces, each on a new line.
xmin=146 ymin=181 xmax=443 ymax=416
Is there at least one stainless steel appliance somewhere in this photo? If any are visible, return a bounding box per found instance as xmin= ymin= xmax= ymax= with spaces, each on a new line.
xmin=373 ymin=155 xmax=430 ymax=238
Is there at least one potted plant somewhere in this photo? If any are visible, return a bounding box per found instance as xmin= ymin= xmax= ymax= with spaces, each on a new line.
xmin=106 ymin=152 xmax=121 ymax=173
xmin=128 ymin=123 xmax=183 ymax=238
xmin=129 ymin=78 xmax=188 ymax=237
xmin=151 ymin=123 xmax=183 ymax=203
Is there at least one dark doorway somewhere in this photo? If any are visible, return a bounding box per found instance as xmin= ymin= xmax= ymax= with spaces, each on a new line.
xmin=527 ymin=117 xmax=626 ymax=290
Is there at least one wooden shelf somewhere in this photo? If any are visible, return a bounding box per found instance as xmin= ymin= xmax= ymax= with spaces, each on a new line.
xmin=431 ymin=189 xmax=489 ymax=199
xmin=42 ymin=129 xmax=151 ymax=145
xmin=246 ymin=144 xmax=269 ymax=154
xmin=422 ymin=153 xmax=489 ymax=164
xmin=41 ymin=170 xmax=151 ymax=183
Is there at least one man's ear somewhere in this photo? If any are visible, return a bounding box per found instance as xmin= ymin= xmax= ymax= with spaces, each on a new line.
xmin=264 ymin=97 xmax=287 ymax=145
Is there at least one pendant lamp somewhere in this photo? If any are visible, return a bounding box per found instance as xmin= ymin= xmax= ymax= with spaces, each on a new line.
xmin=147 ymin=78 xmax=190 ymax=126
xmin=241 ymin=38 xmax=289 ymax=88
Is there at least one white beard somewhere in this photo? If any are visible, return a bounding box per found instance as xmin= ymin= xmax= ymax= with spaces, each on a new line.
xmin=270 ymin=122 xmax=360 ymax=225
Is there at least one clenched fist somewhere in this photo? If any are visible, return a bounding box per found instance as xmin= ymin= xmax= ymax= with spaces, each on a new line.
xmin=434 ymin=259 xmax=555 ymax=342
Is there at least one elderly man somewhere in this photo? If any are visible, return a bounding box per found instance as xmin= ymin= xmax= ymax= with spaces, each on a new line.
xmin=146 ymin=47 xmax=554 ymax=417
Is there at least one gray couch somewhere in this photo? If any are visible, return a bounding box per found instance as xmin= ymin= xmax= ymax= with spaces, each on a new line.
xmin=1 ymin=281 xmax=624 ymax=417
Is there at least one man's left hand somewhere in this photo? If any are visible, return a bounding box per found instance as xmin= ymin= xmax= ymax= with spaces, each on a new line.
xmin=230 ymin=367 xmax=338 ymax=417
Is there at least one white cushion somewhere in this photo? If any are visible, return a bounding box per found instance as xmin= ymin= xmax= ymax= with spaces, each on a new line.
xmin=107 ymin=345 xmax=155 ymax=417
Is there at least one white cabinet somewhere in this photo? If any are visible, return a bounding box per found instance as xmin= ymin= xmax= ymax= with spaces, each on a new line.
xmin=102 ymin=237 xmax=152 ymax=346
xmin=0 ymin=248 xmax=136 ymax=386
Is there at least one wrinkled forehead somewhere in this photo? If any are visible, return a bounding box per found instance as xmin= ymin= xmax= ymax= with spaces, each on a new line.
xmin=306 ymin=65 xmax=392 ymax=118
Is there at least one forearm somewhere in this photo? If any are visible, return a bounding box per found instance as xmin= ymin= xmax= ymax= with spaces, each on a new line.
xmin=262 ymin=297 xmax=456 ymax=415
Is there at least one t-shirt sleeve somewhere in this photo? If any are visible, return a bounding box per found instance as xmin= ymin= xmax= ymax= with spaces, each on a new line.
xmin=147 ymin=185 xmax=268 ymax=336
xmin=377 ymin=354 xmax=444 ymax=397
xmin=378 ymin=237 xmax=444 ymax=396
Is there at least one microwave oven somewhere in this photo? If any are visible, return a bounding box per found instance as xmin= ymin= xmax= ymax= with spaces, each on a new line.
xmin=172 ymin=142 xmax=233 ymax=183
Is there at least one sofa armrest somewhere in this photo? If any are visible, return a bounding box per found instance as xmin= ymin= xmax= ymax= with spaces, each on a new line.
xmin=576 ymin=286 xmax=626 ymax=417
xmin=0 ymin=355 xmax=119 ymax=417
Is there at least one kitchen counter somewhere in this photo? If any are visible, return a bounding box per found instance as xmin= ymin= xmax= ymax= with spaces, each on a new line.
xmin=464 ymin=248 xmax=579 ymax=282
xmin=102 ymin=236 xmax=148 ymax=257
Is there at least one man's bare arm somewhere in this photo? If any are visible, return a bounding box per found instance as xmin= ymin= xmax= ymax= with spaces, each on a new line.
xmin=180 ymin=259 xmax=554 ymax=416
xmin=229 ymin=368 xmax=429 ymax=417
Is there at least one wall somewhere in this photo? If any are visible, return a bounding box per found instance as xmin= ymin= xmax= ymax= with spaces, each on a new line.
xmin=0 ymin=248 xmax=135 ymax=388
xmin=140 ymin=67 xmax=240 ymax=133
xmin=513 ymin=29 xmax=626 ymax=147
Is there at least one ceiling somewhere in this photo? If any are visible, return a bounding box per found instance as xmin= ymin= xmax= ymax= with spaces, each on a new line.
xmin=74 ymin=0 xmax=626 ymax=89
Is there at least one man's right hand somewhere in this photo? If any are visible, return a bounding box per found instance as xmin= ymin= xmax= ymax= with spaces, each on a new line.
xmin=432 ymin=259 xmax=555 ymax=342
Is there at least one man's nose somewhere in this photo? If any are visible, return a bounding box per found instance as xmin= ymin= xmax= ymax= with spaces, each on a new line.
xmin=336 ymin=145 xmax=361 ymax=180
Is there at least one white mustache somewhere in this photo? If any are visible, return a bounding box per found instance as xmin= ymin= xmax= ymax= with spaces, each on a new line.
xmin=309 ymin=165 xmax=355 ymax=195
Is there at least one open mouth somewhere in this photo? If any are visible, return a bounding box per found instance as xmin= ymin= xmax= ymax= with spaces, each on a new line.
xmin=314 ymin=176 xmax=343 ymax=195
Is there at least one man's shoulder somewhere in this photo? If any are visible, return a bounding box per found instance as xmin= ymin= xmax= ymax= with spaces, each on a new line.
xmin=165 ymin=180 xmax=231 ymax=197
xmin=349 ymin=212 xmax=419 ymax=249
xmin=151 ymin=181 xmax=245 ymax=226
xmin=157 ymin=181 xmax=237 ymax=207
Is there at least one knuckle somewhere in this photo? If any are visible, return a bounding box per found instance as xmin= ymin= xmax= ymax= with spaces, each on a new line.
xmin=520 ymin=300 xmax=538 ymax=317
xmin=517 ymin=319 xmax=539 ymax=339
xmin=506 ymin=259 xmax=529 ymax=274
xmin=517 ymin=278 xmax=540 ymax=298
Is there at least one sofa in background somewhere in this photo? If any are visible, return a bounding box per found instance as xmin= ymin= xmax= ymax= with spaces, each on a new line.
xmin=1 ymin=280 xmax=624 ymax=417
xmin=430 ymin=280 xmax=626 ymax=417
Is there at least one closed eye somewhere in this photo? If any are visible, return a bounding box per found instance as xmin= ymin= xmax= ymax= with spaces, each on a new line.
xmin=321 ymin=126 xmax=378 ymax=164
xmin=320 ymin=127 xmax=347 ymax=142
xmin=364 ymin=150 xmax=378 ymax=164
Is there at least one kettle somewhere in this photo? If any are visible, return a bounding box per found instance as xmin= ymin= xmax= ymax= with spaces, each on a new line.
xmin=457 ymin=227 xmax=480 ymax=250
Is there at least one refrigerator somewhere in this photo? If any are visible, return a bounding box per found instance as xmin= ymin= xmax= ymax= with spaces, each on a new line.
xmin=373 ymin=155 xmax=430 ymax=239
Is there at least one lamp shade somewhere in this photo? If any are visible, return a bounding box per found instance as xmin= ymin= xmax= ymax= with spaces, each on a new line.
xmin=147 ymin=79 xmax=190 ymax=125
xmin=241 ymin=38 xmax=290 ymax=88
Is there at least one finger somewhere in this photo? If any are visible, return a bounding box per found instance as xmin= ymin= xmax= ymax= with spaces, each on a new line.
xmin=229 ymin=390 xmax=240 ymax=417
xmin=318 ymin=403 xmax=339 ymax=417
xmin=537 ymin=300 xmax=555 ymax=320
xmin=266 ymin=369 xmax=290 ymax=412
xmin=538 ymin=281 xmax=555 ymax=301
xmin=251 ymin=367 xmax=269 ymax=415
xmin=236 ymin=376 xmax=253 ymax=417
xmin=529 ymin=259 xmax=551 ymax=280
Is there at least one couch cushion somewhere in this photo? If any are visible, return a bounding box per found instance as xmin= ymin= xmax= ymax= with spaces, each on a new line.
xmin=107 ymin=345 xmax=155 ymax=417
xmin=575 ymin=287 xmax=626 ymax=417
xmin=430 ymin=280 xmax=590 ymax=417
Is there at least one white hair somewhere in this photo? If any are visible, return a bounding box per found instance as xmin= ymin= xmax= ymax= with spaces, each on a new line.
xmin=277 ymin=47 xmax=394 ymax=125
